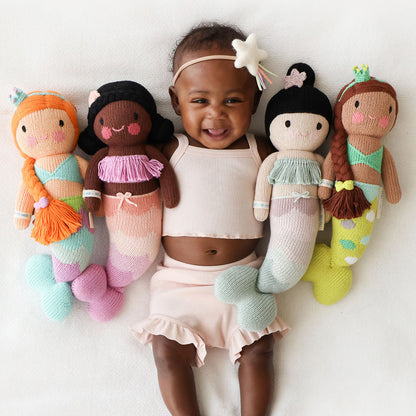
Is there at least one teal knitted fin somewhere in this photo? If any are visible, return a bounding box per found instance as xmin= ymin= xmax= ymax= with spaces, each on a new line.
xmin=215 ymin=265 xmax=277 ymax=332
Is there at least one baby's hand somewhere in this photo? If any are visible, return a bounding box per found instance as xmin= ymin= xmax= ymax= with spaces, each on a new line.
xmin=254 ymin=207 xmax=269 ymax=222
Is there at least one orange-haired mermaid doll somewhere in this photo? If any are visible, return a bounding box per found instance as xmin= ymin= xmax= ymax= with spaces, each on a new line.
xmin=10 ymin=88 xmax=121 ymax=321
xmin=302 ymin=66 xmax=401 ymax=304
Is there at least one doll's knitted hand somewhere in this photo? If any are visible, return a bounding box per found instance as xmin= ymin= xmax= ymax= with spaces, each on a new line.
xmin=318 ymin=185 xmax=332 ymax=200
xmin=254 ymin=200 xmax=270 ymax=222
xmin=14 ymin=216 xmax=31 ymax=230
xmin=84 ymin=196 xmax=101 ymax=214
xmin=254 ymin=206 xmax=269 ymax=222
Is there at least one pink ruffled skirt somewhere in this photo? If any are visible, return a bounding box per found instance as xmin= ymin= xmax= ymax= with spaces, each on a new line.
xmin=131 ymin=253 xmax=289 ymax=367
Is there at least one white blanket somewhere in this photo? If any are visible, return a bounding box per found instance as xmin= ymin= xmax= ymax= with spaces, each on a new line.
xmin=1 ymin=1 xmax=415 ymax=415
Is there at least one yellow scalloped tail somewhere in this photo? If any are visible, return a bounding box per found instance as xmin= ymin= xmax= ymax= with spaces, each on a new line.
xmin=301 ymin=244 xmax=352 ymax=305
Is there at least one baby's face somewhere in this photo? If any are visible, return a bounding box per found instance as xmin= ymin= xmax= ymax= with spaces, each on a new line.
xmin=170 ymin=47 xmax=259 ymax=149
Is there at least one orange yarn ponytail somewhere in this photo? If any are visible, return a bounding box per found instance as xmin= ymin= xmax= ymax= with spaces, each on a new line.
xmin=22 ymin=158 xmax=82 ymax=245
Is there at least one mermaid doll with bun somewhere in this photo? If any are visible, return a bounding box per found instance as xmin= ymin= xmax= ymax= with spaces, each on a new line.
xmin=216 ymin=63 xmax=332 ymax=331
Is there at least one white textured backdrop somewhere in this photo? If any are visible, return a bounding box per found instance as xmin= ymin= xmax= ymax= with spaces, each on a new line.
xmin=1 ymin=1 xmax=415 ymax=415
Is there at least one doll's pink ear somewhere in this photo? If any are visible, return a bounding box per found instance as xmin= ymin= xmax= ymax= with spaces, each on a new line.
xmin=88 ymin=90 xmax=101 ymax=107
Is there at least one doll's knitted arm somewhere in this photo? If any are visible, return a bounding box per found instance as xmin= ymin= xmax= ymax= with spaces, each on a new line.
xmin=74 ymin=155 xmax=89 ymax=181
xmin=14 ymin=181 xmax=34 ymax=230
xmin=318 ymin=151 xmax=335 ymax=200
xmin=254 ymin=152 xmax=278 ymax=221
xmin=83 ymin=147 xmax=108 ymax=214
xmin=145 ymin=145 xmax=179 ymax=209
xmin=381 ymin=146 xmax=401 ymax=204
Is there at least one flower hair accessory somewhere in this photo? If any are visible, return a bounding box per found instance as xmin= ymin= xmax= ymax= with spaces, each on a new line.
xmin=284 ymin=68 xmax=307 ymax=89
xmin=172 ymin=33 xmax=275 ymax=90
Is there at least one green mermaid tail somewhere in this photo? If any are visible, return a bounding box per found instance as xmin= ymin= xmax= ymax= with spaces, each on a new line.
xmin=302 ymin=182 xmax=379 ymax=304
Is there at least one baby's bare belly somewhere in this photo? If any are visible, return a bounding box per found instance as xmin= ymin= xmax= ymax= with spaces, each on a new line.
xmin=162 ymin=236 xmax=260 ymax=266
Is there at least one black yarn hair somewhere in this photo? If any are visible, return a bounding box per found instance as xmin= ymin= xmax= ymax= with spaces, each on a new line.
xmin=78 ymin=80 xmax=174 ymax=155
xmin=265 ymin=63 xmax=333 ymax=139
xmin=171 ymin=22 xmax=247 ymax=72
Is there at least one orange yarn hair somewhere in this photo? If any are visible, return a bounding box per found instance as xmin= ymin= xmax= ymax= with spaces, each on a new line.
xmin=11 ymin=91 xmax=82 ymax=245
xmin=323 ymin=79 xmax=398 ymax=219
xmin=11 ymin=91 xmax=79 ymax=158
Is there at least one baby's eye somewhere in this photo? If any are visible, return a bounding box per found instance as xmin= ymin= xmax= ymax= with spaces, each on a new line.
xmin=285 ymin=120 xmax=291 ymax=128
xmin=192 ymin=98 xmax=207 ymax=104
xmin=99 ymin=118 xmax=104 ymax=125
xmin=354 ymin=101 xmax=359 ymax=108
xmin=59 ymin=120 xmax=64 ymax=127
xmin=225 ymin=97 xmax=242 ymax=104
xmin=134 ymin=112 xmax=139 ymax=120
xmin=389 ymin=106 xmax=392 ymax=114
xmin=316 ymin=122 xmax=322 ymax=130
xmin=22 ymin=125 xmax=26 ymax=133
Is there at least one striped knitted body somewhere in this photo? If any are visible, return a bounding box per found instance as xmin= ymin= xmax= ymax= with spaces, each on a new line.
xmin=103 ymin=189 xmax=162 ymax=289
xmin=258 ymin=194 xmax=320 ymax=293
xmin=302 ymin=182 xmax=380 ymax=304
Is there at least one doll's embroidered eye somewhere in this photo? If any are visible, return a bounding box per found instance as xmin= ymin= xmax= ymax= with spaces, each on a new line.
xmin=22 ymin=125 xmax=26 ymax=133
xmin=134 ymin=112 xmax=139 ymax=120
xmin=285 ymin=120 xmax=291 ymax=128
xmin=316 ymin=123 xmax=322 ymax=130
xmin=59 ymin=120 xmax=64 ymax=127
xmin=389 ymin=106 xmax=392 ymax=113
xmin=99 ymin=118 xmax=104 ymax=125
xmin=354 ymin=101 xmax=359 ymax=108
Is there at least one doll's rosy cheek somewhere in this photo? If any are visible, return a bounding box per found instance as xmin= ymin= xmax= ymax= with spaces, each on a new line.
xmin=26 ymin=136 xmax=37 ymax=147
xmin=379 ymin=116 xmax=390 ymax=129
xmin=128 ymin=123 xmax=141 ymax=135
xmin=53 ymin=131 xmax=66 ymax=143
xmin=352 ymin=112 xmax=365 ymax=124
xmin=101 ymin=126 xmax=112 ymax=140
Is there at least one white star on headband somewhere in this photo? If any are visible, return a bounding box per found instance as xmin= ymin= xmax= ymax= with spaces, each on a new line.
xmin=232 ymin=33 xmax=268 ymax=77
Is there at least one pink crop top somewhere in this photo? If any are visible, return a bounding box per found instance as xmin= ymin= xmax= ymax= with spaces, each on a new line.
xmin=162 ymin=133 xmax=263 ymax=239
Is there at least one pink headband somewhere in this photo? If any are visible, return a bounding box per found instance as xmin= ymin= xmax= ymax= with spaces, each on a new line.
xmin=172 ymin=34 xmax=275 ymax=90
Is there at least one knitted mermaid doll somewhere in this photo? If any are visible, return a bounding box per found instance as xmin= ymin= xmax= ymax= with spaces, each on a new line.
xmin=76 ymin=81 xmax=179 ymax=312
xmin=301 ymin=65 xmax=401 ymax=304
xmin=10 ymin=88 xmax=120 ymax=321
xmin=215 ymin=64 xmax=332 ymax=331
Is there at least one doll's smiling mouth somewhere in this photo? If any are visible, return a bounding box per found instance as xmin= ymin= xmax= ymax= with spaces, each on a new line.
xmin=112 ymin=125 xmax=125 ymax=132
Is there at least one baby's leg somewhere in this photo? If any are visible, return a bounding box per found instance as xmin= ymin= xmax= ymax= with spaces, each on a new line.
xmin=152 ymin=335 xmax=200 ymax=416
xmin=238 ymin=334 xmax=275 ymax=416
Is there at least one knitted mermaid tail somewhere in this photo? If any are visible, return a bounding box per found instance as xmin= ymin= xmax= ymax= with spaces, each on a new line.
xmin=103 ymin=190 xmax=162 ymax=290
xmin=302 ymin=188 xmax=379 ymax=304
xmin=301 ymin=244 xmax=352 ymax=305
xmin=215 ymin=266 xmax=277 ymax=332
xmin=26 ymin=254 xmax=74 ymax=321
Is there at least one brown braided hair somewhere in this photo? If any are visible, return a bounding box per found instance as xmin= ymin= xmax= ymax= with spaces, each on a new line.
xmin=323 ymin=78 xmax=398 ymax=219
